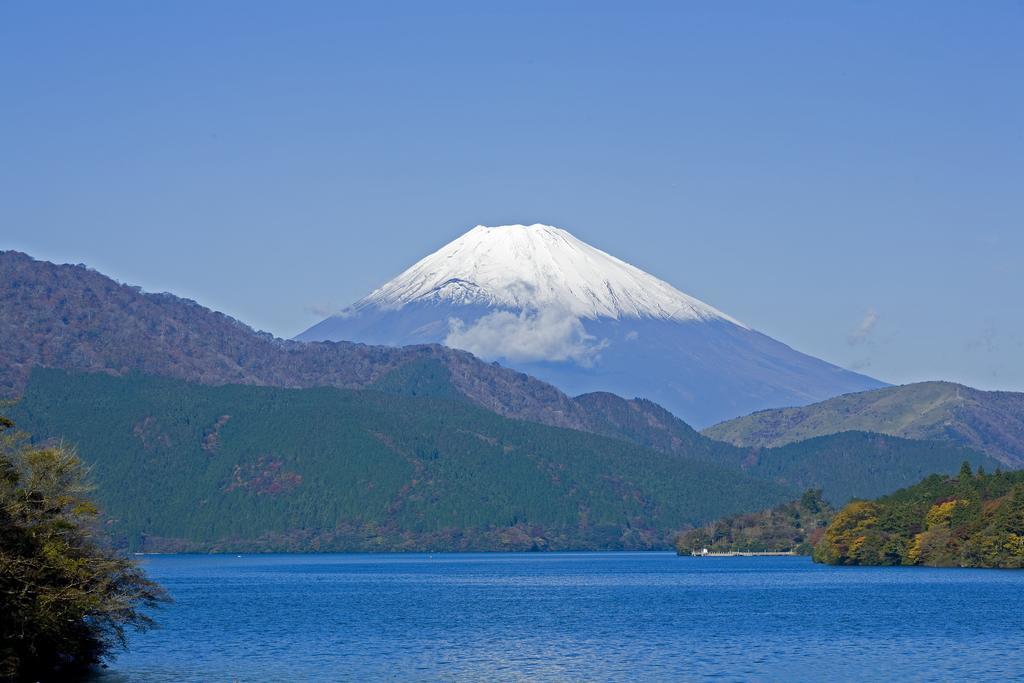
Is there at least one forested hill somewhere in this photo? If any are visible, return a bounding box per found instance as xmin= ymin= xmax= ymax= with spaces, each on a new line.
xmin=704 ymin=431 xmax=999 ymax=504
xmin=9 ymin=369 xmax=796 ymax=552
xmin=814 ymin=464 xmax=1024 ymax=568
xmin=0 ymin=250 xmax=830 ymax=466
xmin=676 ymin=490 xmax=835 ymax=556
xmin=0 ymin=250 xmax=588 ymax=430
xmin=10 ymin=368 xmax=1002 ymax=553
xmin=4 ymin=251 xmax=1007 ymax=550
xmin=2 ymin=250 xmax=1002 ymax=503
xmin=704 ymin=381 xmax=1024 ymax=468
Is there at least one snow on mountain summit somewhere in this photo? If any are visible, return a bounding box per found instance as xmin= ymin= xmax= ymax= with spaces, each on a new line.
xmin=298 ymin=222 xmax=886 ymax=427
xmin=352 ymin=224 xmax=744 ymax=326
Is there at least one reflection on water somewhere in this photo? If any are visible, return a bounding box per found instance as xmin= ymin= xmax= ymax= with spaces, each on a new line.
xmin=98 ymin=553 xmax=1024 ymax=681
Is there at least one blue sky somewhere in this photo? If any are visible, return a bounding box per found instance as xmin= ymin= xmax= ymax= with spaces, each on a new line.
xmin=3 ymin=2 xmax=1022 ymax=390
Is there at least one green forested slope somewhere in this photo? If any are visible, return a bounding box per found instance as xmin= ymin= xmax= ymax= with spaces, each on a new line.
xmin=9 ymin=369 xmax=795 ymax=552
xmin=728 ymin=431 xmax=999 ymax=504
xmin=376 ymin=365 xmax=997 ymax=504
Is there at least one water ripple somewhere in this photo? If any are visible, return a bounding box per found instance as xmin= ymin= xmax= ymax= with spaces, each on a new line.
xmin=97 ymin=553 xmax=1024 ymax=682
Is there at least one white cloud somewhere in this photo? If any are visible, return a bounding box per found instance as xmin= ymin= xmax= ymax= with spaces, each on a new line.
xmin=848 ymin=308 xmax=880 ymax=346
xmin=625 ymin=330 xmax=640 ymax=341
xmin=445 ymin=309 xmax=609 ymax=366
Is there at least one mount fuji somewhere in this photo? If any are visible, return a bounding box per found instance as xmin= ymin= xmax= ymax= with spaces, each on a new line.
xmin=297 ymin=224 xmax=886 ymax=427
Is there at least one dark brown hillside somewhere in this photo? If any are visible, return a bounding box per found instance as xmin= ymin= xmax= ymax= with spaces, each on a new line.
xmin=574 ymin=392 xmax=722 ymax=461
xmin=0 ymin=250 xmax=588 ymax=428
xmin=2 ymin=250 xmax=703 ymax=448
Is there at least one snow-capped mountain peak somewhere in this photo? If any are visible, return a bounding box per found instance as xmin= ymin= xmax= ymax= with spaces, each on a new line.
xmin=352 ymin=224 xmax=744 ymax=326
xmin=298 ymin=222 xmax=885 ymax=427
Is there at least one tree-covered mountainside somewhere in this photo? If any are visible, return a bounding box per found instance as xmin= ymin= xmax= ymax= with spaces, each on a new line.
xmin=8 ymin=369 xmax=1001 ymax=553
xmin=372 ymin=363 xmax=1000 ymax=505
xmin=8 ymin=369 xmax=798 ymax=552
xmin=675 ymin=490 xmax=834 ymax=555
xmin=1 ymin=250 xmax=1001 ymax=506
xmin=0 ymin=250 xmax=593 ymax=431
xmin=0 ymin=250 xmax=847 ymax=467
xmin=574 ymin=392 xmax=724 ymax=462
xmin=704 ymin=381 xmax=1024 ymax=468
xmin=814 ymin=464 xmax=1024 ymax=568
xmin=3 ymin=251 xmax=1005 ymax=550
xmin=720 ymin=431 xmax=999 ymax=504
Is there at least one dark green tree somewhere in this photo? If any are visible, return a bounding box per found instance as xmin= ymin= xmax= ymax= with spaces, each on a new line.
xmin=800 ymin=489 xmax=825 ymax=514
xmin=0 ymin=417 xmax=168 ymax=680
xmin=958 ymin=461 xmax=973 ymax=481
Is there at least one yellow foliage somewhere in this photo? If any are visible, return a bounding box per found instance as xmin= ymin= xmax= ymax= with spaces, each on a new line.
xmin=906 ymin=533 xmax=924 ymax=564
xmin=818 ymin=501 xmax=880 ymax=563
xmin=831 ymin=501 xmax=878 ymax=532
xmin=925 ymin=499 xmax=962 ymax=529
xmin=849 ymin=535 xmax=867 ymax=555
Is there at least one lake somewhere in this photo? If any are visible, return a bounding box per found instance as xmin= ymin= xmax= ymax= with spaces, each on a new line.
xmin=99 ymin=553 xmax=1024 ymax=681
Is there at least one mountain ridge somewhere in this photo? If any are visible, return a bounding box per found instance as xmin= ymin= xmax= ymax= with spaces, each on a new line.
xmin=704 ymin=381 xmax=1024 ymax=468
xmin=3 ymin=249 xmax=998 ymax=509
xmin=0 ymin=249 xmax=594 ymax=430
xmin=0 ymin=249 xmax=830 ymax=459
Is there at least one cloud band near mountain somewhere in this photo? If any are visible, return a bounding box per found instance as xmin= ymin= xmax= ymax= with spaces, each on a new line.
xmin=445 ymin=309 xmax=608 ymax=366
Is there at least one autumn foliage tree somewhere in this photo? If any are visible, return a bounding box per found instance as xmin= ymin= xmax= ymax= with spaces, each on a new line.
xmin=813 ymin=462 xmax=1024 ymax=568
xmin=0 ymin=416 xmax=168 ymax=680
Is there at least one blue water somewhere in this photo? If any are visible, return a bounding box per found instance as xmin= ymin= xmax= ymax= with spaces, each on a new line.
xmin=99 ymin=553 xmax=1024 ymax=682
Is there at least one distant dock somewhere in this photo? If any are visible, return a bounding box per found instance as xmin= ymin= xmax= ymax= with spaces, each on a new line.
xmin=690 ymin=548 xmax=798 ymax=557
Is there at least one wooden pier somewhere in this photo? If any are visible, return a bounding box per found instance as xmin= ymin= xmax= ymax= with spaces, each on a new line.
xmin=690 ymin=549 xmax=798 ymax=557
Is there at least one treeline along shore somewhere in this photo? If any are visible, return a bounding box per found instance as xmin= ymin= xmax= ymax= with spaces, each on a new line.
xmin=679 ymin=464 xmax=1024 ymax=569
